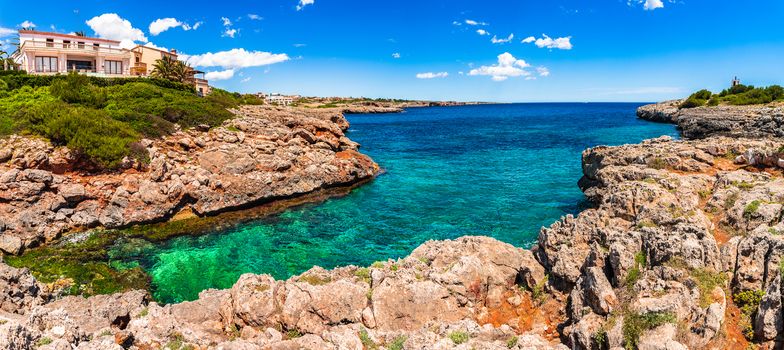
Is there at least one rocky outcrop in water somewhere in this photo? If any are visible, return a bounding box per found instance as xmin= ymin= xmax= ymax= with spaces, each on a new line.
xmin=637 ymin=101 xmax=784 ymax=139
xmin=0 ymin=106 xmax=378 ymax=255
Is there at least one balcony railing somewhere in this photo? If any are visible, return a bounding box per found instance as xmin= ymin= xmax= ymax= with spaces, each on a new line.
xmin=17 ymin=62 xmax=131 ymax=77
xmin=19 ymin=40 xmax=130 ymax=55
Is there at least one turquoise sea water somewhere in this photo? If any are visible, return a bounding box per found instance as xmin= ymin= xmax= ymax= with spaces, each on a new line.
xmin=109 ymin=103 xmax=678 ymax=303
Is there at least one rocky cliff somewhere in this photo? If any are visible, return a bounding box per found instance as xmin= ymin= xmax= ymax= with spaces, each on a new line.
xmin=0 ymin=105 xmax=378 ymax=255
xmin=2 ymin=103 xmax=784 ymax=349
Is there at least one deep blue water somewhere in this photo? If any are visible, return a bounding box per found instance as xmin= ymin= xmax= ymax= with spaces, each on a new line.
xmin=108 ymin=103 xmax=678 ymax=303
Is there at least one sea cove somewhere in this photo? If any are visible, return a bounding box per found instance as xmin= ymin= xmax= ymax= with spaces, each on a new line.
xmin=107 ymin=103 xmax=680 ymax=303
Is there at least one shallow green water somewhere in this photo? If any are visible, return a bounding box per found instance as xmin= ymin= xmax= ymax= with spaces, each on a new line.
xmin=108 ymin=103 xmax=678 ymax=303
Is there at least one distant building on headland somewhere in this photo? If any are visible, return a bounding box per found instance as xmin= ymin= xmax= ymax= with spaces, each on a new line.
xmin=732 ymin=76 xmax=741 ymax=87
xmin=258 ymin=93 xmax=300 ymax=106
xmin=10 ymin=29 xmax=211 ymax=96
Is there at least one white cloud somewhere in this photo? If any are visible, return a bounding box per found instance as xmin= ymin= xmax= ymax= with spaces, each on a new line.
xmin=0 ymin=27 xmax=15 ymax=37
xmin=491 ymin=33 xmax=514 ymax=44
xmin=248 ymin=14 xmax=262 ymax=20
xmin=416 ymin=72 xmax=449 ymax=79
xmin=297 ymin=0 xmax=315 ymax=11
xmin=19 ymin=20 xmax=36 ymax=29
xmin=644 ymin=0 xmax=664 ymax=10
xmin=149 ymin=18 xmax=186 ymax=35
xmin=220 ymin=17 xmax=238 ymax=38
xmin=537 ymin=67 xmax=550 ymax=77
xmin=293 ymin=43 xmax=307 ymax=47
xmin=523 ymin=34 xmax=573 ymax=50
xmin=476 ymin=29 xmax=489 ymax=36
xmin=205 ymin=69 xmax=235 ymax=81
xmin=86 ymin=13 xmax=147 ymax=48
xmin=452 ymin=21 xmax=462 ymax=26
xmin=182 ymin=48 xmax=290 ymax=69
xmin=468 ymin=52 xmax=535 ymax=82
xmin=392 ymin=52 xmax=401 ymax=59
xmin=464 ymin=19 xmax=487 ymax=26
xmin=223 ymin=28 xmax=237 ymax=38
xmin=191 ymin=22 xmax=203 ymax=30
xmin=241 ymin=77 xmax=252 ymax=83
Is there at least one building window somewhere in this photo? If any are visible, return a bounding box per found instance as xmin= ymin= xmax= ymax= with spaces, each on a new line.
xmin=62 ymin=40 xmax=70 ymax=48
xmin=35 ymin=56 xmax=58 ymax=72
xmin=93 ymin=43 xmax=100 ymax=51
xmin=106 ymin=60 xmax=123 ymax=74
xmin=78 ymin=42 xmax=85 ymax=49
xmin=45 ymin=38 xmax=54 ymax=48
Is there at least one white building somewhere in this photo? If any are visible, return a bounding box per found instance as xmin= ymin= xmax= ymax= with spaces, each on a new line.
xmin=265 ymin=93 xmax=296 ymax=106
xmin=12 ymin=30 xmax=132 ymax=76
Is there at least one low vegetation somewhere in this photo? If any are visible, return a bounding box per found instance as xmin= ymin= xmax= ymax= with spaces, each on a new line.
xmin=622 ymin=311 xmax=677 ymax=349
xmin=0 ymin=71 xmax=261 ymax=168
xmin=733 ymin=289 xmax=765 ymax=339
xmin=680 ymin=84 xmax=784 ymax=109
xmin=448 ymin=331 xmax=470 ymax=345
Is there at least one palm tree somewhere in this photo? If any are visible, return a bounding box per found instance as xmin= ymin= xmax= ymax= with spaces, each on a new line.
xmin=151 ymin=56 xmax=195 ymax=84
xmin=0 ymin=49 xmax=8 ymax=71
xmin=74 ymin=31 xmax=86 ymax=37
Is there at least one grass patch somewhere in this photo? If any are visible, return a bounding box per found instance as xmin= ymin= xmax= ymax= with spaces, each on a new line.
xmin=298 ymin=274 xmax=332 ymax=285
xmin=690 ymin=269 xmax=727 ymax=308
xmin=448 ymin=331 xmax=470 ymax=345
xmin=622 ymin=311 xmax=677 ymax=349
xmin=387 ymin=336 xmax=407 ymax=350
xmin=636 ymin=220 xmax=657 ymax=229
xmin=286 ymin=329 xmax=302 ymax=339
xmin=625 ymin=251 xmax=647 ymax=291
xmin=36 ymin=337 xmax=53 ymax=347
xmin=359 ymin=328 xmax=378 ymax=350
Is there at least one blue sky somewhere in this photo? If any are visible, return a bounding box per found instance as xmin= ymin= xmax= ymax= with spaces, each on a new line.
xmin=1 ymin=0 xmax=783 ymax=102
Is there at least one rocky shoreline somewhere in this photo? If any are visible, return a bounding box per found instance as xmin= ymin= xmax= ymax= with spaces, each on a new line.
xmin=2 ymin=102 xmax=784 ymax=349
xmin=0 ymin=105 xmax=378 ymax=255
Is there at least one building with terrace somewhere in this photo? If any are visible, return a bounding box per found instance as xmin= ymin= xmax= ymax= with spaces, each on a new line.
xmin=12 ymin=30 xmax=132 ymax=76
xmin=11 ymin=30 xmax=211 ymax=96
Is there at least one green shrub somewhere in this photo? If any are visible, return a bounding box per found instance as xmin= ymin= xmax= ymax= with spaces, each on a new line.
xmin=734 ymin=290 xmax=765 ymax=339
xmin=46 ymin=106 xmax=139 ymax=168
xmin=680 ymin=89 xmax=712 ymax=108
xmin=766 ymin=85 xmax=784 ymax=100
xmin=743 ymin=200 xmax=762 ymax=219
xmin=622 ymin=312 xmax=677 ymax=349
xmin=506 ymin=336 xmax=518 ymax=348
xmin=448 ymin=331 xmax=469 ymax=345
xmin=354 ymin=268 xmax=371 ymax=284
xmin=49 ymin=72 xmax=107 ymax=108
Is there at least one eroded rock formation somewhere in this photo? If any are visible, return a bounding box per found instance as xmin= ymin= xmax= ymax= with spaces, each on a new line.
xmin=0 ymin=106 xmax=378 ymax=255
